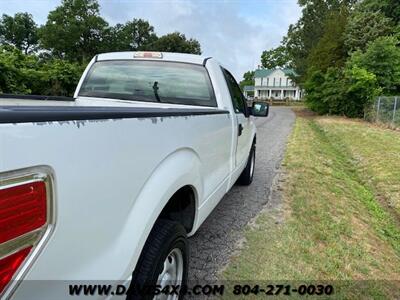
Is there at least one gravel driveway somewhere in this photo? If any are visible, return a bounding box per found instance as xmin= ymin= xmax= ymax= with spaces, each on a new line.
xmin=188 ymin=106 xmax=296 ymax=282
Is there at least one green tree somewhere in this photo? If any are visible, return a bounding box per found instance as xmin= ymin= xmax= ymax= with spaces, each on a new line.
xmin=103 ymin=19 xmax=157 ymax=52
xmin=348 ymin=36 xmax=400 ymax=94
xmin=39 ymin=0 xmax=108 ymax=62
xmin=344 ymin=10 xmax=393 ymax=52
xmin=283 ymin=0 xmax=356 ymax=82
xmin=342 ymin=65 xmax=380 ymax=117
xmin=304 ymin=68 xmax=330 ymax=114
xmin=147 ymin=32 xmax=201 ymax=54
xmin=239 ymin=70 xmax=254 ymax=89
xmin=305 ymin=65 xmax=379 ymax=117
xmin=0 ymin=46 xmax=31 ymax=93
xmin=0 ymin=45 xmax=83 ymax=96
xmin=39 ymin=59 xmax=83 ymax=96
xmin=0 ymin=13 xmax=38 ymax=54
xmin=304 ymin=68 xmax=346 ymax=115
xmin=319 ymin=68 xmax=346 ymax=115
xmin=268 ymin=0 xmax=399 ymax=117
xmin=360 ymin=0 xmax=400 ymax=23
xmin=307 ymin=7 xmax=349 ymax=73
xmin=261 ymin=45 xmax=291 ymax=69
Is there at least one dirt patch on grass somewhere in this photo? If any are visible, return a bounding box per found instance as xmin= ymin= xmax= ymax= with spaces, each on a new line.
xmin=291 ymin=107 xmax=317 ymax=118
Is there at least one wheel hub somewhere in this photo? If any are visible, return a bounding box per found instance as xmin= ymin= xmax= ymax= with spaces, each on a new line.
xmin=155 ymin=248 xmax=183 ymax=300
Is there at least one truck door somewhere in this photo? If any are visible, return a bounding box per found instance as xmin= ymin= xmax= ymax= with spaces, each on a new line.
xmin=222 ymin=68 xmax=252 ymax=168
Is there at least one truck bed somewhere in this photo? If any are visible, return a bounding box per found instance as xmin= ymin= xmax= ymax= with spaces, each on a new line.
xmin=0 ymin=104 xmax=232 ymax=287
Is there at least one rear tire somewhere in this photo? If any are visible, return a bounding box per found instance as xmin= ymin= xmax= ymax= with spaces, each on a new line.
xmin=127 ymin=219 xmax=188 ymax=300
xmin=238 ymin=143 xmax=256 ymax=185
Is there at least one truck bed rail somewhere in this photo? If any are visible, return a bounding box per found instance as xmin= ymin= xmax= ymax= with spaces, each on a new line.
xmin=0 ymin=94 xmax=74 ymax=101
xmin=0 ymin=106 xmax=228 ymax=124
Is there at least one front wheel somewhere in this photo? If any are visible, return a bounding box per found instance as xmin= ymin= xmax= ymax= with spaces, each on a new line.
xmin=128 ymin=219 xmax=188 ymax=300
xmin=238 ymin=144 xmax=256 ymax=185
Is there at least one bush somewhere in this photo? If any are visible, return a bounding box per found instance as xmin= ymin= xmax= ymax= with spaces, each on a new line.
xmin=39 ymin=59 xmax=83 ymax=96
xmin=342 ymin=65 xmax=380 ymax=117
xmin=348 ymin=36 xmax=400 ymax=95
xmin=0 ymin=45 xmax=31 ymax=93
xmin=305 ymin=66 xmax=380 ymax=118
xmin=0 ymin=46 xmax=83 ymax=96
xmin=305 ymin=67 xmax=345 ymax=115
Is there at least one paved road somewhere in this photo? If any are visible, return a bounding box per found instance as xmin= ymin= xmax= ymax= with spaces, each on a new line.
xmin=188 ymin=107 xmax=296 ymax=282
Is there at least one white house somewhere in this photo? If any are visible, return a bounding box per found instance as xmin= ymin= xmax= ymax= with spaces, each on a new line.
xmin=252 ymin=67 xmax=303 ymax=100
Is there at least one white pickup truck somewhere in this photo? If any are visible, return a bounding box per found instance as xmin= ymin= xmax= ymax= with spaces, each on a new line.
xmin=0 ymin=51 xmax=269 ymax=299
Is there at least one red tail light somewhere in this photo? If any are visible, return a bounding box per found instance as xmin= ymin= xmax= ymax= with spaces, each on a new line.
xmin=0 ymin=181 xmax=47 ymax=244
xmin=0 ymin=174 xmax=51 ymax=295
xmin=0 ymin=247 xmax=32 ymax=293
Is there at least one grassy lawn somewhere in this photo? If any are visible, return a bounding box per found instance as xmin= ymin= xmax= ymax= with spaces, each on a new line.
xmin=316 ymin=117 xmax=400 ymax=218
xmin=222 ymin=110 xmax=400 ymax=299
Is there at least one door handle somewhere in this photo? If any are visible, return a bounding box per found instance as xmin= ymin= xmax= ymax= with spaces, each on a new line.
xmin=238 ymin=124 xmax=243 ymax=136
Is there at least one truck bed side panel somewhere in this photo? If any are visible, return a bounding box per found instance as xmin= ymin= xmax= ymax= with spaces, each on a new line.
xmin=0 ymin=112 xmax=231 ymax=288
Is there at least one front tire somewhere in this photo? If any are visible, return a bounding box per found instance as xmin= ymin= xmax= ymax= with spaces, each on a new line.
xmin=238 ymin=143 xmax=256 ymax=185
xmin=128 ymin=219 xmax=188 ymax=300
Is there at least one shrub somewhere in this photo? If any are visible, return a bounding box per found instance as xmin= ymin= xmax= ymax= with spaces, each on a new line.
xmin=342 ymin=65 xmax=381 ymax=117
xmin=305 ymin=68 xmax=345 ymax=115
xmin=0 ymin=45 xmax=83 ymax=96
xmin=305 ymin=66 xmax=380 ymax=118
xmin=348 ymin=36 xmax=400 ymax=95
xmin=0 ymin=45 xmax=31 ymax=93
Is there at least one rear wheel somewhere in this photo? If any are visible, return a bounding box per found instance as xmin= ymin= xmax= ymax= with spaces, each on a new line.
xmin=238 ymin=143 xmax=256 ymax=185
xmin=128 ymin=219 xmax=188 ymax=300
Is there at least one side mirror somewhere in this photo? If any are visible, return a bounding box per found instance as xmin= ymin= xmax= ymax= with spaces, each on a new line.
xmin=251 ymin=102 xmax=269 ymax=117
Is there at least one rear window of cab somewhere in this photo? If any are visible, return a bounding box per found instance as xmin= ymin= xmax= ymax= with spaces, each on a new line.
xmin=79 ymin=60 xmax=217 ymax=107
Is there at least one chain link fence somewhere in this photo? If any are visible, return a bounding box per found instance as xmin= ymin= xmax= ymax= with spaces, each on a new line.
xmin=365 ymin=96 xmax=400 ymax=128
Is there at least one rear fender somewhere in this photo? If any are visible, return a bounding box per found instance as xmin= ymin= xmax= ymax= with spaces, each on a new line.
xmin=113 ymin=148 xmax=202 ymax=279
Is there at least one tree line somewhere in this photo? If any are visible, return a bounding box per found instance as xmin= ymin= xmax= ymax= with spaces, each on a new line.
xmin=0 ymin=0 xmax=201 ymax=96
xmin=243 ymin=0 xmax=400 ymax=118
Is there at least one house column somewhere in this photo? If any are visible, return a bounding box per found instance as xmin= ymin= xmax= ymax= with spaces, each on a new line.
xmin=280 ymin=89 xmax=284 ymax=100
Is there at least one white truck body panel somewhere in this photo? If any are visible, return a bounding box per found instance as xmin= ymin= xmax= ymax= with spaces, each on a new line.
xmin=0 ymin=53 xmax=257 ymax=299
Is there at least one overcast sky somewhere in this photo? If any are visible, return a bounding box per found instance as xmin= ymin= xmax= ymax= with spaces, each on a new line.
xmin=0 ymin=0 xmax=301 ymax=80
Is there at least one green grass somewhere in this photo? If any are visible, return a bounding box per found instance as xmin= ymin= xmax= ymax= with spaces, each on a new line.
xmin=222 ymin=113 xmax=400 ymax=299
xmin=316 ymin=117 xmax=400 ymax=217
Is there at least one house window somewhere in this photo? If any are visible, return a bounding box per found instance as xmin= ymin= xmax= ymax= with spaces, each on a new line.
xmin=286 ymin=78 xmax=289 ymax=86
xmin=279 ymin=78 xmax=282 ymax=86
xmin=267 ymin=78 xmax=269 ymax=86
xmin=273 ymin=78 xmax=275 ymax=86
xmin=261 ymin=78 xmax=263 ymax=86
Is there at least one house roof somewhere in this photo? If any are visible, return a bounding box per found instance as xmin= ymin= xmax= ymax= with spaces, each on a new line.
xmin=243 ymin=85 xmax=254 ymax=91
xmin=254 ymin=68 xmax=273 ymax=78
xmin=254 ymin=68 xmax=297 ymax=78
xmin=282 ymin=68 xmax=297 ymax=76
